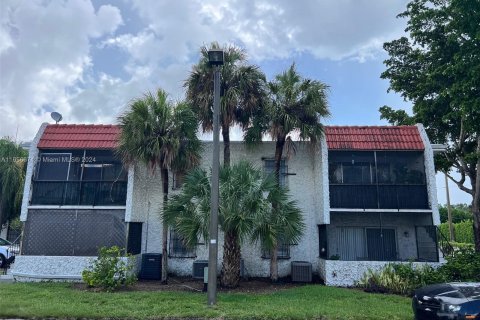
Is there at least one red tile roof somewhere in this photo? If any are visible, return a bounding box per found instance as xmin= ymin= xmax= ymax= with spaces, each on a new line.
xmin=38 ymin=124 xmax=120 ymax=149
xmin=37 ymin=124 xmax=424 ymax=151
xmin=325 ymin=126 xmax=424 ymax=150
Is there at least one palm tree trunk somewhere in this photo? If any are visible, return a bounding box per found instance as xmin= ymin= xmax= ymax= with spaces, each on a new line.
xmin=221 ymin=123 xmax=231 ymax=167
xmin=161 ymin=168 xmax=169 ymax=283
xmin=270 ymin=242 xmax=279 ymax=282
xmin=269 ymin=134 xmax=286 ymax=282
xmin=221 ymin=229 xmax=241 ymax=288
xmin=274 ymin=134 xmax=286 ymax=186
xmin=472 ymin=136 xmax=480 ymax=252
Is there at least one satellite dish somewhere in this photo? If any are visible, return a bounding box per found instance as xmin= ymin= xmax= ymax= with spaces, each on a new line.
xmin=51 ymin=112 xmax=63 ymax=124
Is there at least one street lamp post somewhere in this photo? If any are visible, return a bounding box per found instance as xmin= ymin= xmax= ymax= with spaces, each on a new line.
xmin=207 ymin=49 xmax=224 ymax=306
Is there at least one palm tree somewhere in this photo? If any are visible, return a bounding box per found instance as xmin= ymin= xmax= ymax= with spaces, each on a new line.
xmin=251 ymin=186 xmax=304 ymax=282
xmin=185 ymin=42 xmax=266 ymax=166
xmin=0 ymin=138 xmax=27 ymax=227
xmin=164 ymin=161 xmax=303 ymax=288
xmin=245 ymin=63 xmax=329 ymax=280
xmin=117 ymin=89 xmax=201 ymax=283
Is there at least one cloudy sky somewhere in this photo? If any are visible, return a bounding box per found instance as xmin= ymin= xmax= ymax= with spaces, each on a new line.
xmin=0 ymin=0 xmax=470 ymax=204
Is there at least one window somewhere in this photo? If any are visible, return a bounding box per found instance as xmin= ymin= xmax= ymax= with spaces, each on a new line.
xmin=31 ymin=149 xmax=128 ymax=206
xmin=264 ymin=159 xmax=287 ymax=186
xmin=328 ymin=151 xmax=375 ymax=185
xmin=36 ymin=153 xmax=71 ymax=180
xmin=366 ymin=228 xmax=397 ymax=261
xmin=335 ymin=227 xmax=397 ymax=261
xmin=169 ymin=229 xmax=196 ymax=258
xmin=328 ymin=151 xmax=428 ymax=209
xmin=262 ymin=238 xmax=290 ymax=259
xmin=342 ymin=162 xmax=373 ymax=184
xmin=172 ymin=171 xmax=185 ymax=190
xmin=336 ymin=227 xmax=367 ymax=261
xmin=376 ymin=151 xmax=425 ymax=184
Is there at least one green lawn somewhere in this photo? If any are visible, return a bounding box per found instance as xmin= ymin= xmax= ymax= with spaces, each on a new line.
xmin=0 ymin=282 xmax=412 ymax=319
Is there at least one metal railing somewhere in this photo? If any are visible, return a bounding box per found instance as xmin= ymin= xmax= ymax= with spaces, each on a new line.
xmin=437 ymin=226 xmax=455 ymax=257
xmin=329 ymin=184 xmax=429 ymax=209
xmin=1 ymin=235 xmax=20 ymax=274
xmin=30 ymin=180 xmax=127 ymax=206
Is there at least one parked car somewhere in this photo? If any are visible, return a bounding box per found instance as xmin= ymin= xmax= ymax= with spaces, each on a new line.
xmin=412 ymin=282 xmax=480 ymax=319
xmin=0 ymin=237 xmax=17 ymax=268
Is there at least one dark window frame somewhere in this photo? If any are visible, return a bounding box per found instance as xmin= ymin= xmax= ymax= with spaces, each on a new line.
xmin=263 ymin=158 xmax=288 ymax=186
xmin=334 ymin=226 xmax=398 ymax=261
xmin=36 ymin=152 xmax=72 ymax=181
xmin=168 ymin=229 xmax=196 ymax=258
xmin=172 ymin=171 xmax=186 ymax=190
xmin=261 ymin=238 xmax=291 ymax=260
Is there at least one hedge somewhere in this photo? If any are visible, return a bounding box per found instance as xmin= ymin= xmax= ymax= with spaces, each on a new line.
xmin=439 ymin=220 xmax=474 ymax=244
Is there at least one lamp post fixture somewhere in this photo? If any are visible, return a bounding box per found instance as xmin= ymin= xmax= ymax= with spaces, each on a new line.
xmin=207 ymin=48 xmax=224 ymax=306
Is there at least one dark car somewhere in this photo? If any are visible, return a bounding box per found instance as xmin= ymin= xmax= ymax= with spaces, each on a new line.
xmin=412 ymin=282 xmax=480 ymax=319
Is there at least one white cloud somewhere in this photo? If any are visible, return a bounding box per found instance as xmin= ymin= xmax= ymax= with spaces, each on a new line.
xmin=0 ymin=0 xmax=410 ymax=141
xmin=126 ymin=0 xmax=408 ymax=61
xmin=0 ymin=0 xmax=122 ymax=140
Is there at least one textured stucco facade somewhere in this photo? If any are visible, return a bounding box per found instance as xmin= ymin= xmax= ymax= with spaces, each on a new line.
xmin=320 ymin=259 xmax=442 ymax=286
xmin=129 ymin=141 xmax=323 ymax=278
xmin=20 ymin=122 xmax=48 ymax=221
xmin=14 ymin=124 xmax=443 ymax=284
xmin=12 ymin=256 xmax=93 ymax=281
xmin=12 ymin=255 xmax=140 ymax=282
xmin=416 ymin=123 xmax=441 ymax=225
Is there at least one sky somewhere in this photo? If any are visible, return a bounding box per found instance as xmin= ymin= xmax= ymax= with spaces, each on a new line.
xmin=0 ymin=0 xmax=471 ymax=205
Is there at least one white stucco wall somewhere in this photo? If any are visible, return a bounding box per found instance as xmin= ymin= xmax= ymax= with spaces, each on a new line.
xmin=416 ymin=123 xmax=441 ymax=225
xmin=320 ymin=259 xmax=442 ymax=286
xmin=12 ymin=256 xmax=94 ymax=281
xmin=12 ymin=255 xmax=141 ymax=282
xmin=314 ymin=136 xmax=330 ymax=224
xmin=20 ymin=122 xmax=48 ymax=222
xmin=124 ymin=165 xmax=135 ymax=222
xmin=130 ymin=141 xmax=323 ymax=278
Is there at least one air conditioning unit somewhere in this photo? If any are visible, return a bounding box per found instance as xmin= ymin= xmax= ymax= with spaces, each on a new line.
xmin=291 ymin=261 xmax=312 ymax=283
xmin=140 ymin=253 xmax=162 ymax=280
xmin=192 ymin=260 xmax=208 ymax=279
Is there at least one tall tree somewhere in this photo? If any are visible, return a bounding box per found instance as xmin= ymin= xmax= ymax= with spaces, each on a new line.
xmin=250 ymin=185 xmax=305 ymax=282
xmin=380 ymin=0 xmax=480 ymax=251
xmin=185 ymin=42 xmax=266 ymax=166
xmin=245 ymin=64 xmax=329 ymax=279
xmin=0 ymin=138 xmax=27 ymax=227
xmin=164 ymin=161 xmax=304 ymax=288
xmin=117 ymin=89 xmax=201 ymax=282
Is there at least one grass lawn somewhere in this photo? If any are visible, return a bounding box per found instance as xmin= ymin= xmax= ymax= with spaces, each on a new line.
xmin=0 ymin=282 xmax=411 ymax=319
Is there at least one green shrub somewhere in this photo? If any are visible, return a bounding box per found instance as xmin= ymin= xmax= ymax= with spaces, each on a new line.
xmin=439 ymin=204 xmax=472 ymax=223
xmin=82 ymin=246 xmax=137 ymax=292
xmin=439 ymin=220 xmax=474 ymax=244
xmin=358 ymin=249 xmax=480 ymax=296
xmin=357 ymin=263 xmax=445 ymax=296
xmin=441 ymin=248 xmax=480 ymax=282
xmin=450 ymin=241 xmax=474 ymax=250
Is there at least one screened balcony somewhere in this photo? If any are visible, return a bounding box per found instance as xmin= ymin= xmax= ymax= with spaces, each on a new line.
xmin=329 ymin=151 xmax=429 ymax=209
xmin=30 ymin=150 xmax=127 ymax=206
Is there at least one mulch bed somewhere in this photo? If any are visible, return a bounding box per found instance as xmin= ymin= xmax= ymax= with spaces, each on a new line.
xmin=73 ymin=276 xmax=317 ymax=294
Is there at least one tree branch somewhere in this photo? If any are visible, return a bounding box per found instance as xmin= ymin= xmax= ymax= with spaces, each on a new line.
xmin=446 ymin=172 xmax=474 ymax=195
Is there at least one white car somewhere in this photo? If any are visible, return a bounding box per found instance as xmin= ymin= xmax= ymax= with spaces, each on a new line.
xmin=0 ymin=237 xmax=17 ymax=268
